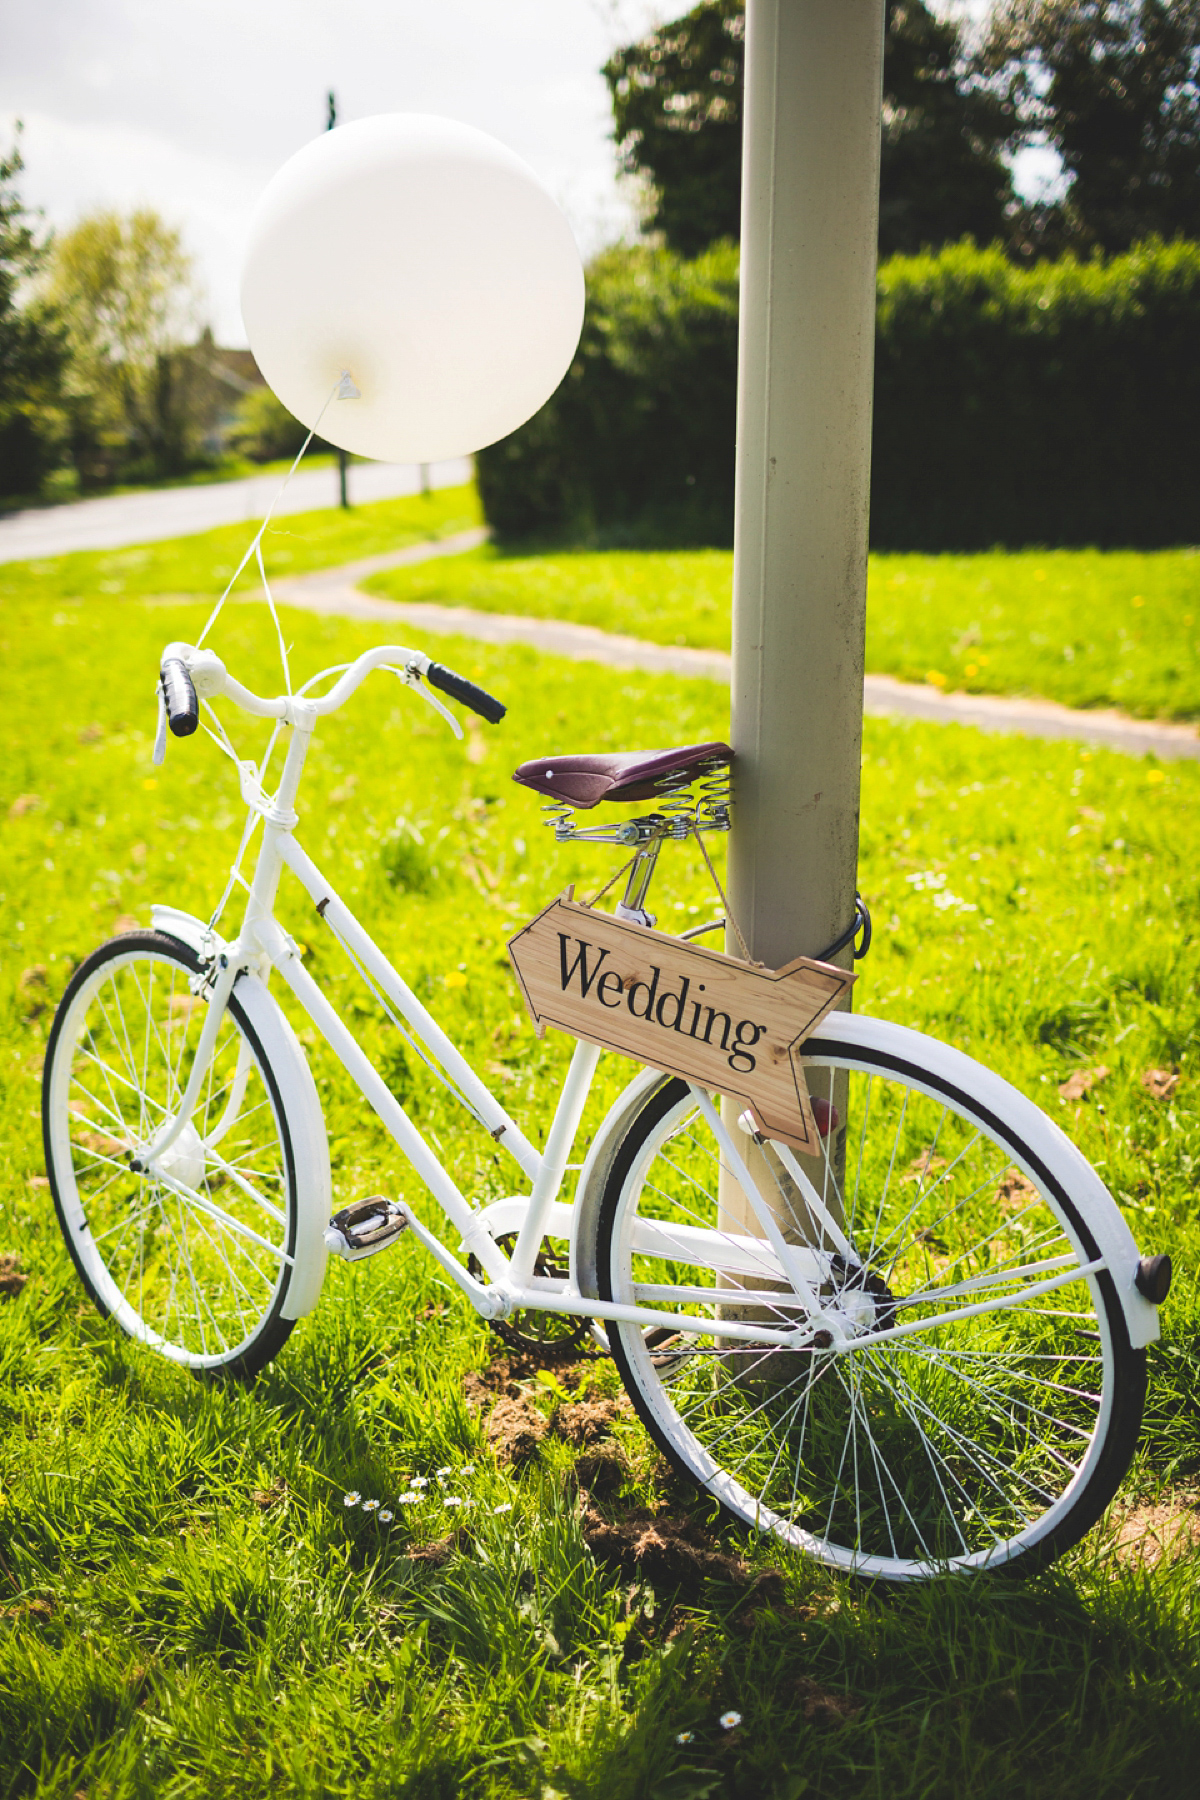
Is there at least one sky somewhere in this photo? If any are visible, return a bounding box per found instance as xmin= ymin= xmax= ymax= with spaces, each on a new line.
xmin=3 ymin=1 xmax=1059 ymax=350
xmin=1 ymin=0 xmax=666 ymax=345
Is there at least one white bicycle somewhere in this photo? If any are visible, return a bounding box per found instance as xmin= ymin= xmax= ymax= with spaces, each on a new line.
xmin=42 ymin=638 xmax=1172 ymax=1582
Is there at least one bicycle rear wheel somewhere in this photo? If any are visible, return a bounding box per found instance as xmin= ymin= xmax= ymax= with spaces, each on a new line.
xmin=42 ymin=931 xmax=300 ymax=1378
xmin=596 ymin=1016 xmax=1145 ymax=1581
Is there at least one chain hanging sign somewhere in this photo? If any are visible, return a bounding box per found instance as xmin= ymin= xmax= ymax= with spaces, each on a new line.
xmin=507 ymin=893 xmax=854 ymax=1153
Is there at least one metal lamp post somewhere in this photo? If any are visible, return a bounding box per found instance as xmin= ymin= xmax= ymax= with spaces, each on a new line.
xmin=721 ymin=0 xmax=886 ymax=1240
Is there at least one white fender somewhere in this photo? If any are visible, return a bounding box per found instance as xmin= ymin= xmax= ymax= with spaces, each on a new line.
xmin=152 ymin=905 xmax=330 ymax=1318
xmin=570 ymin=1065 xmax=672 ymax=1303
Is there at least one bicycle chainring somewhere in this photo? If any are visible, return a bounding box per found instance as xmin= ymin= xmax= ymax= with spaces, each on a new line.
xmin=467 ymin=1231 xmax=590 ymax=1360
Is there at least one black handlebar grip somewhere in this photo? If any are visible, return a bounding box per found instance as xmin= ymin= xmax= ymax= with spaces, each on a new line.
xmin=160 ymin=657 xmax=199 ymax=738
xmin=426 ymin=661 xmax=506 ymax=724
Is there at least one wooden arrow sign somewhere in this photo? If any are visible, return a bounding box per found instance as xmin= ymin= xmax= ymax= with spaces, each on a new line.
xmin=507 ymin=894 xmax=854 ymax=1153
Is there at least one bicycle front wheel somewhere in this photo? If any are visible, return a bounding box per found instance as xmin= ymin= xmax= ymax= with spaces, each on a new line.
xmin=596 ymin=1016 xmax=1145 ymax=1581
xmin=42 ymin=932 xmax=301 ymax=1378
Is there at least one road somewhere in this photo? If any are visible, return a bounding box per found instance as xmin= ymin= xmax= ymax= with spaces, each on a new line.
xmin=0 ymin=456 xmax=472 ymax=564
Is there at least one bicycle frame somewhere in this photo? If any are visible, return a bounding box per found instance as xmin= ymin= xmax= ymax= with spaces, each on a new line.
xmin=138 ymin=657 xmax=872 ymax=1351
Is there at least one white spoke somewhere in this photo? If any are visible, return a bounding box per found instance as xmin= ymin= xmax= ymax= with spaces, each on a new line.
xmin=48 ymin=945 xmax=294 ymax=1372
xmin=602 ymin=1038 xmax=1129 ymax=1579
xmin=153 ymin=1169 xmax=291 ymax=1266
xmin=201 ymin=1150 xmax=286 ymax=1229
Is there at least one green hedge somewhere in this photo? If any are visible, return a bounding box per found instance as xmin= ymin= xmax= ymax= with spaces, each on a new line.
xmin=874 ymin=238 xmax=1200 ymax=550
xmin=477 ymin=237 xmax=1200 ymax=551
xmin=477 ymin=241 xmax=738 ymax=546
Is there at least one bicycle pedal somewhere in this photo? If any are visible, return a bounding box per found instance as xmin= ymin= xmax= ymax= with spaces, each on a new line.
xmin=325 ymin=1196 xmax=409 ymax=1262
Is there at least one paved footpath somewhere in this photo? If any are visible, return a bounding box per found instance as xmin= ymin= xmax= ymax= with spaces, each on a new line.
xmin=0 ymin=457 xmax=471 ymax=564
xmin=270 ymin=543 xmax=1200 ymax=763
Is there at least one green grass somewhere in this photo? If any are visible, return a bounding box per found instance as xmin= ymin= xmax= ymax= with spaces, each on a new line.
xmin=365 ymin=542 xmax=1200 ymax=722
xmin=1 ymin=581 xmax=1199 ymax=1795
xmin=0 ymin=482 xmax=481 ymax=607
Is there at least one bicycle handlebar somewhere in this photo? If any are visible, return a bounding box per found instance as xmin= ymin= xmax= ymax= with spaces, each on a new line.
xmin=158 ymin=641 xmax=506 ymax=728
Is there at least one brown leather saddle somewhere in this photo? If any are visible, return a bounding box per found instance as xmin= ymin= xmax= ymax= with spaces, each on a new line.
xmin=512 ymin=741 xmax=732 ymax=811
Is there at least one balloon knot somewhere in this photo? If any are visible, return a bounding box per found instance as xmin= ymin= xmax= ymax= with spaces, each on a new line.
xmin=336 ymin=371 xmax=361 ymax=400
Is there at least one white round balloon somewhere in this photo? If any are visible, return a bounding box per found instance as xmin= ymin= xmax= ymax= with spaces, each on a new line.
xmin=240 ymin=114 xmax=585 ymax=464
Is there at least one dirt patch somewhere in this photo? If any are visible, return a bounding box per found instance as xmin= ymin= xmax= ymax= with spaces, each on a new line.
xmin=461 ymin=1353 xmax=554 ymax=1406
xmin=405 ymin=1527 xmax=468 ymax=1569
xmin=555 ymin=1398 xmax=630 ymax=1447
xmin=460 ymin=1369 xmax=496 ymax=1411
xmin=0 ymin=1255 xmax=27 ymax=1300
xmin=76 ymin=1129 xmax=126 ymax=1158
xmin=0 ymin=1597 xmax=52 ymax=1622
xmin=573 ymin=1447 xmax=630 ymax=1501
xmin=995 ymin=1168 xmax=1039 ymax=1212
xmin=1141 ymin=1067 xmax=1180 ymax=1101
xmin=1108 ymin=1500 xmax=1200 ymax=1568
xmin=1058 ymin=1065 xmax=1109 ymax=1102
xmin=581 ymin=1504 xmax=785 ymax=1606
xmin=902 ymin=1149 xmax=947 ymax=1185
xmin=484 ymin=1395 xmax=549 ymax=1467
xmin=250 ymin=1482 xmax=286 ymax=1509
xmin=795 ymin=1677 xmax=862 ymax=1727
xmin=461 ymin=1350 xmax=602 ymax=1411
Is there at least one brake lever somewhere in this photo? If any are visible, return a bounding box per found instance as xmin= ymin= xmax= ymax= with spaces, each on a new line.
xmin=392 ymin=663 xmax=464 ymax=740
xmin=152 ymin=685 xmax=168 ymax=766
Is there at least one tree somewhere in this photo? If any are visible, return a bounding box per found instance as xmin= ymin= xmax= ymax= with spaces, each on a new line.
xmin=605 ymin=0 xmax=745 ymax=258
xmin=0 ymin=131 xmax=67 ymax=497
xmin=981 ymin=1 xmax=1200 ymax=253
xmin=879 ymin=2 xmax=1017 ymax=256
xmin=228 ymin=384 xmax=334 ymax=464
xmin=46 ymin=208 xmax=206 ymax=482
xmin=604 ymin=0 xmax=1017 ymax=259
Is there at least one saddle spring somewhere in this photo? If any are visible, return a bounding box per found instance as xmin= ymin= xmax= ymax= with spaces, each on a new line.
xmin=544 ymin=753 xmax=732 ymax=845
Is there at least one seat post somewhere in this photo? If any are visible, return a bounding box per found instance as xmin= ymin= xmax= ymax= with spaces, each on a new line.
xmin=619 ymin=835 xmax=664 ymax=916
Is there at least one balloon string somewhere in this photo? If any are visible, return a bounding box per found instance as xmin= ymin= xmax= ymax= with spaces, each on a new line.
xmin=195 ymin=374 xmax=346 ymax=655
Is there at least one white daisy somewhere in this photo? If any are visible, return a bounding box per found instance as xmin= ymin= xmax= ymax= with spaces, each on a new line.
xmin=410 ymin=1476 xmax=428 ymax=1490
xmin=343 ymin=1491 xmax=361 ymax=1508
xmin=444 ymin=1496 xmax=464 ymax=1508
xmin=361 ymin=1498 xmax=380 ymax=1513
xmin=719 ymin=1711 xmax=742 ymax=1731
xmin=493 ymin=1502 xmax=513 ymax=1515
xmin=675 ymin=1731 xmax=694 ymax=1745
xmin=379 ymin=1509 xmax=394 ymax=1523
